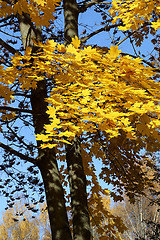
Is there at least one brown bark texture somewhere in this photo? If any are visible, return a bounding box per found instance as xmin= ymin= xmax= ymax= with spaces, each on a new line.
xmin=18 ymin=12 xmax=72 ymax=240
xmin=63 ymin=0 xmax=91 ymax=239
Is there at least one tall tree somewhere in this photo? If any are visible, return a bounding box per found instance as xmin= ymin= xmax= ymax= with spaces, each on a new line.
xmin=0 ymin=201 xmax=52 ymax=240
xmin=0 ymin=202 xmax=40 ymax=240
xmin=0 ymin=0 xmax=160 ymax=240
xmin=112 ymin=192 xmax=160 ymax=240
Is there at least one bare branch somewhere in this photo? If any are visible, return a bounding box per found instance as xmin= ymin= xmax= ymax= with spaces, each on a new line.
xmin=13 ymin=93 xmax=31 ymax=98
xmin=7 ymin=124 xmax=36 ymax=150
xmin=116 ymin=31 xmax=135 ymax=47
xmin=19 ymin=116 xmax=34 ymax=127
xmin=0 ymin=15 xmax=14 ymax=24
xmin=0 ymin=106 xmax=32 ymax=114
xmin=78 ymin=0 xmax=107 ymax=13
xmin=0 ymin=38 xmax=21 ymax=55
xmin=0 ymin=142 xmax=36 ymax=164
xmin=116 ymin=23 xmax=151 ymax=49
xmin=81 ymin=23 xmax=123 ymax=43
xmin=0 ymin=29 xmax=21 ymax=39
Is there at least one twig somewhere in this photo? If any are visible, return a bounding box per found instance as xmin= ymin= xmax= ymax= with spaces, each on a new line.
xmin=0 ymin=29 xmax=21 ymax=39
xmin=0 ymin=106 xmax=32 ymax=114
xmin=0 ymin=38 xmax=21 ymax=55
xmin=116 ymin=31 xmax=135 ymax=47
xmin=121 ymin=52 xmax=160 ymax=72
xmin=79 ymin=0 xmax=108 ymax=13
xmin=0 ymin=142 xmax=36 ymax=164
xmin=7 ymin=123 xmax=36 ymax=150
xmin=81 ymin=23 xmax=123 ymax=43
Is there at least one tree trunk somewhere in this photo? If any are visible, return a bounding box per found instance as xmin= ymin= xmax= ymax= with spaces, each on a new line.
xmin=37 ymin=148 xmax=72 ymax=240
xmin=63 ymin=0 xmax=78 ymax=44
xmin=66 ymin=138 xmax=91 ymax=240
xmin=63 ymin=0 xmax=91 ymax=238
xmin=18 ymin=13 xmax=72 ymax=240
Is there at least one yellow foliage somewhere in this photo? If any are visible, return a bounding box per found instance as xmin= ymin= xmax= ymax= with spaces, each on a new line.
xmin=0 ymin=202 xmax=51 ymax=240
xmin=3 ymin=37 xmax=160 ymax=148
xmin=0 ymin=203 xmax=39 ymax=240
xmin=110 ymin=0 xmax=160 ymax=31
xmin=71 ymin=36 xmax=81 ymax=49
xmin=0 ymin=0 xmax=60 ymax=27
xmin=1 ymin=2 xmax=160 ymax=240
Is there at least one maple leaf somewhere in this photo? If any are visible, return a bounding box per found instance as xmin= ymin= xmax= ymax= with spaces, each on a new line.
xmin=108 ymin=45 xmax=121 ymax=61
xmin=71 ymin=36 xmax=81 ymax=49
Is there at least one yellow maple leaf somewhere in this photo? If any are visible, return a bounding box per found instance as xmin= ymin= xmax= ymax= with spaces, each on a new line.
xmin=57 ymin=43 xmax=66 ymax=53
xmin=66 ymin=44 xmax=78 ymax=55
xmin=34 ymin=0 xmax=46 ymax=6
xmin=151 ymin=20 xmax=160 ymax=30
xmin=108 ymin=45 xmax=121 ymax=61
xmin=71 ymin=36 xmax=81 ymax=49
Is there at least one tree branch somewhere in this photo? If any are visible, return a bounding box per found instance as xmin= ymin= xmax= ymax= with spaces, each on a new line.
xmin=0 ymin=106 xmax=32 ymax=113
xmin=78 ymin=0 xmax=107 ymax=13
xmin=0 ymin=142 xmax=36 ymax=164
xmin=0 ymin=38 xmax=21 ymax=55
xmin=81 ymin=23 xmax=123 ymax=43
xmin=7 ymin=123 xmax=36 ymax=150
xmin=121 ymin=52 xmax=160 ymax=72
xmin=116 ymin=31 xmax=135 ymax=47
xmin=0 ymin=14 xmax=14 ymax=24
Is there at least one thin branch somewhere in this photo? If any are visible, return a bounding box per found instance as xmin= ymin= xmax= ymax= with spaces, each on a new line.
xmin=78 ymin=0 xmax=107 ymax=13
xmin=7 ymin=124 xmax=36 ymax=150
xmin=3 ymin=168 xmax=26 ymax=184
xmin=0 ymin=142 xmax=36 ymax=164
xmin=113 ymin=20 xmax=152 ymax=48
xmin=0 ymin=106 xmax=32 ymax=114
xmin=13 ymin=93 xmax=31 ymax=98
xmin=19 ymin=116 xmax=34 ymax=127
xmin=0 ymin=29 xmax=21 ymax=39
xmin=121 ymin=52 xmax=160 ymax=72
xmin=116 ymin=31 xmax=135 ymax=47
xmin=0 ymin=38 xmax=21 ymax=55
xmin=0 ymin=15 xmax=14 ymax=24
xmin=81 ymin=23 xmax=123 ymax=43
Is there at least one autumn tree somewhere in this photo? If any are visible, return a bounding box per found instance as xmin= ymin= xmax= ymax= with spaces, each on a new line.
xmin=0 ymin=0 xmax=160 ymax=240
xmin=0 ymin=202 xmax=40 ymax=240
xmin=111 ymin=158 xmax=160 ymax=240
xmin=112 ymin=192 xmax=160 ymax=240
xmin=0 ymin=201 xmax=52 ymax=240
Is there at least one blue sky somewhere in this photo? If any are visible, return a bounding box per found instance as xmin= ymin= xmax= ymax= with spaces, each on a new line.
xmin=0 ymin=0 xmax=159 ymax=223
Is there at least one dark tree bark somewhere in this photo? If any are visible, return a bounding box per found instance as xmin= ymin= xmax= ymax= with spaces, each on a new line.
xmin=14 ymin=0 xmax=91 ymax=239
xmin=37 ymin=148 xmax=72 ymax=240
xmin=66 ymin=138 xmax=91 ymax=240
xmin=63 ymin=0 xmax=79 ymax=44
xmin=18 ymin=13 xmax=72 ymax=240
xmin=63 ymin=0 xmax=91 ymax=239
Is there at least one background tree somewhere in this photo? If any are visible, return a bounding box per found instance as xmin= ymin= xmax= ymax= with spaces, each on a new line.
xmin=0 ymin=201 xmax=53 ymax=240
xmin=0 ymin=201 xmax=40 ymax=240
xmin=112 ymin=192 xmax=160 ymax=240
xmin=0 ymin=0 xmax=160 ymax=240
xmin=111 ymin=160 xmax=160 ymax=240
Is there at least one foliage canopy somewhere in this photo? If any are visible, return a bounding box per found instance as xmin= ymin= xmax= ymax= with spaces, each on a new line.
xmin=0 ymin=0 xmax=160 ymax=239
